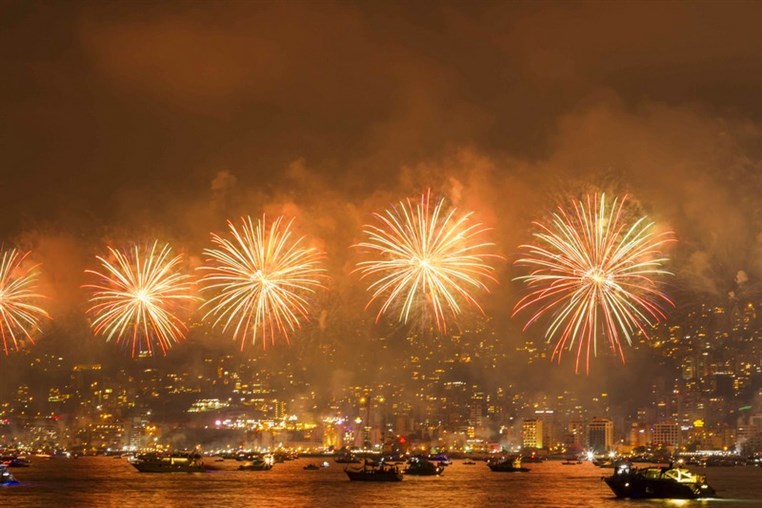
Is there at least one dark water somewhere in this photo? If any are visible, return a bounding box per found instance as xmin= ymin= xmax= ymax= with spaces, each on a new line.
xmin=3 ymin=457 xmax=762 ymax=507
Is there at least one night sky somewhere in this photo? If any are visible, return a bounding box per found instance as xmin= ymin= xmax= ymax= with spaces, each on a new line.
xmin=1 ymin=0 xmax=761 ymax=374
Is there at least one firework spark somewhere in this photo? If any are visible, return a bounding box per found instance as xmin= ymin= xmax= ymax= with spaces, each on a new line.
xmin=199 ymin=215 xmax=325 ymax=350
xmin=85 ymin=242 xmax=196 ymax=357
xmin=513 ymin=193 xmax=675 ymax=373
xmin=0 ymin=249 xmax=49 ymax=355
xmin=355 ymin=190 xmax=500 ymax=331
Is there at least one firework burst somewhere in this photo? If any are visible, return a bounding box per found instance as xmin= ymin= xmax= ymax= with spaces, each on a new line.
xmin=0 ymin=249 xmax=49 ymax=355
xmin=85 ymin=242 xmax=196 ymax=357
xmin=513 ymin=193 xmax=675 ymax=373
xmin=199 ymin=215 xmax=325 ymax=350
xmin=355 ymin=190 xmax=500 ymax=331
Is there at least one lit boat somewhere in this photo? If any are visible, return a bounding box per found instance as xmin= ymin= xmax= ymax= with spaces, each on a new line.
xmin=129 ymin=452 xmax=205 ymax=473
xmin=404 ymin=456 xmax=444 ymax=476
xmin=1 ymin=464 xmax=19 ymax=486
xmin=345 ymin=459 xmax=403 ymax=482
xmin=205 ymin=453 xmax=273 ymax=471
xmin=487 ymin=456 xmax=530 ymax=472
xmin=238 ymin=454 xmax=274 ymax=471
xmin=603 ymin=461 xmax=716 ymax=499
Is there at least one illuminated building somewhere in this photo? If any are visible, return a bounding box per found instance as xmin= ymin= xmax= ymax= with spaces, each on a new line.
xmin=652 ymin=422 xmax=680 ymax=448
xmin=522 ymin=418 xmax=543 ymax=449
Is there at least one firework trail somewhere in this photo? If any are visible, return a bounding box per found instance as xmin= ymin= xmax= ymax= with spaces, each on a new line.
xmin=85 ymin=241 xmax=196 ymax=357
xmin=0 ymin=249 xmax=49 ymax=355
xmin=199 ymin=215 xmax=325 ymax=350
xmin=355 ymin=190 xmax=500 ymax=331
xmin=513 ymin=193 xmax=675 ymax=373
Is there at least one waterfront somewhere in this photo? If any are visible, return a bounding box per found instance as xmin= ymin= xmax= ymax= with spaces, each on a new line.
xmin=3 ymin=457 xmax=762 ymax=507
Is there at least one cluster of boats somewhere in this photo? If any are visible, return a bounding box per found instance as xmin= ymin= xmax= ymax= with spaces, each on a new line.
xmin=2 ymin=447 xmax=722 ymax=500
xmin=1 ymin=454 xmax=28 ymax=486
xmin=338 ymin=451 xmax=718 ymax=500
xmin=332 ymin=452 xmax=452 ymax=481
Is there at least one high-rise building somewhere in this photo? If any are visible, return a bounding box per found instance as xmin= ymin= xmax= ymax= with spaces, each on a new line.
xmin=522 ymin=418 xmax=543 ymax=449
xmin=588 ymin=417 xmax=613 ymax=452
xmin=652 ymin=422 xmax=680 ymax=448
xmin=628 ymin=422 xmax=650 ymax=448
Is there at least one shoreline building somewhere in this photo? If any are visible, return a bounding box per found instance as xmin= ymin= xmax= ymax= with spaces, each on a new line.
xmin=588 ymin=418 xmax=614 ymax=452
xmin=522 ymin=418 xmax=544 ymax=450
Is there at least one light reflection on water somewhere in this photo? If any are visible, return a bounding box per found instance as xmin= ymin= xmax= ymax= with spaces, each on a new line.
xmin=3 ymin=457 xmax=762 ymax=507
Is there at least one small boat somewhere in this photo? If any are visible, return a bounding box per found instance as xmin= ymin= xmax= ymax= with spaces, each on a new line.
xmin=238 ymin=458 xmax=273 ymax=471
xmin=1 ymin=464 xmax=20 ymax=486
xmin=304 ymin=463 xmax=321 ymax=470
xmin=1 ymin=456 xmax=31 ymax=467
xmin=462 ymin=460 xmax=476 ymax=465
xmin=427 ymin=453 xmax=452 ymax=466
xmin=129 ymin=452 xmax=205 ymax=473
xmin=603 ymin=461 xmax=715 ymax=499
xmin=487 ymin=456 xmax=530 ymax=472
xmin=206 ymin=453 xmax=273 ymax=471
xmin=345 ymin=459 xmax=403 ymax=482
xmin=404 ymin=456 xmax=444 ymax=476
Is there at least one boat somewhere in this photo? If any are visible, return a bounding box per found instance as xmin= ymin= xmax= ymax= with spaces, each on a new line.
xmin=426 ymin=453 xmax=452 ymax=466
xmin=304 ymin=463 xmax=321 ymax=470
xmin=404 ymin=456 xmax=444 ymax=476
xmin=205 ymin=453 xmax=273 ymax=471
xmin=1 ymin=455 xmax=31 ymax=467
xmin=238 ymin=458 xmax=273 ymax=471
xmin=603 ymin=461 xmax=716 ymax=499
xmin=1 ymin=464 xmax=20 ymax=486
xmin=487 ymin=456 xmax=530 ymax=472
xmin=128 ymin=452 xmax=205 ymax=473
xmin=345 ymin=458 xmax=403 ymax=482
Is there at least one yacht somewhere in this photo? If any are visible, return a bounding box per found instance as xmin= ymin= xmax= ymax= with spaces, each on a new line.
xmin=603 ymin=461 xmax=716 ymax=499
xmin=129 ymin=452 xmax=205 ymax=473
